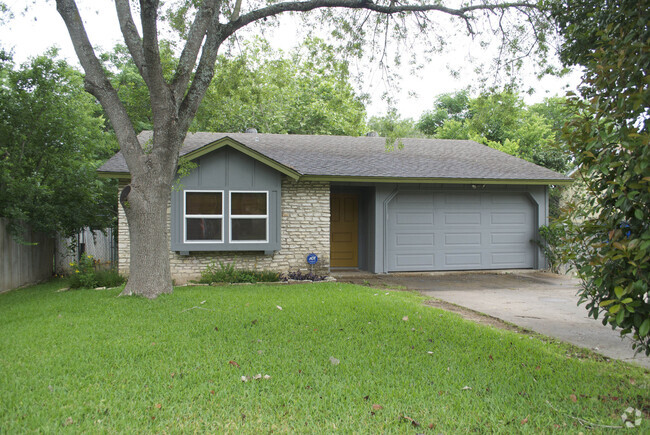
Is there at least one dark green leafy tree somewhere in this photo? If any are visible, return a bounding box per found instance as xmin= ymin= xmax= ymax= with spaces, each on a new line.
xmin=0 ymin=50 xmax=117 ymax=242
xmin=367 ymin=109 xmax=423 ymax=139
xmin=551 ymin=0 xmax=650 ymax=353
xmin=418 ymin=89 xmax=571 ymax=173
xmin=416 ymin=90 xmax=469 ymax=136
xmin=416 ymin=88 xmax=571 ymax=216
xmin=102 ymin=37 xmax=367 ymax=136
xmin=193 ymin=38 xmax=367 ymax=135
xmin=465 ymin=88 xmax=524 ymax=144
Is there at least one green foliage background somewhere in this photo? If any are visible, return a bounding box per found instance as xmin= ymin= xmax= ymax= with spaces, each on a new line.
xmin=102 ymin=37 xmax=368 ymax=136
xmin=551 ymin=0 xmax=650 ymax=354
xmin=0 ymin=49 xmax=117 ymax=240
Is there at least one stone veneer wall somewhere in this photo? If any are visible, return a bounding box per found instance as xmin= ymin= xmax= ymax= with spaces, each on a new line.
xmin=117 ymin=178 xmax=330 ymax=283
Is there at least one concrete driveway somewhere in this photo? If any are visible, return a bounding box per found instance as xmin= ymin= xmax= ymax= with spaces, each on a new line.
xmin=335 ymin=271 xmax=650 ymax=369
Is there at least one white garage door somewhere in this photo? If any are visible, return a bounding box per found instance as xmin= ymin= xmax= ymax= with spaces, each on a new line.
xmin=386 ymin=191 xmax=536 ymax=272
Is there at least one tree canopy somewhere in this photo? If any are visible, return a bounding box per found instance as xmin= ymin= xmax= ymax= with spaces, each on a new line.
xmin=367 ymin=109 xmax=424 ymax=139
xmin=551 ymin=0 xmax=650 ymax=354
xmin=193 ymin=38 xmax=367 ymax=135
xmin=416 ymin=88 xmax=571 ymax=174
xmin=102 ymin=37 xmax=368 ymax=136
xmin=0 ymin=49 xmax=117 ymax=241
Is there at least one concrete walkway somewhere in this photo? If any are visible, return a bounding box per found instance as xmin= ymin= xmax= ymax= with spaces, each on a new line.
xmin=334 ymin=270 xmax=650 ymax=369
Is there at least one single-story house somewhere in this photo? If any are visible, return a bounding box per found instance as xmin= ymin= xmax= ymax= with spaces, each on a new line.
xmin=98 ymin=131 xmax=571 ymax=283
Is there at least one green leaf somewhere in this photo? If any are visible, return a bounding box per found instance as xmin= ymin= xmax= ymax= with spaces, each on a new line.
xmin=615 ymin=309 xmax=625 ymax=325
xmin=614 ymin=286 xmax=626 ymax=298
xmin=634 ymin=209 xmax=643 ymax=220
xmin=640 ymin=319 xmax=650 ymax=337
xmin=609 ymin=304 xmax=621 ymax=314
xmin=599 ymin=299 xmax=616 ymax=307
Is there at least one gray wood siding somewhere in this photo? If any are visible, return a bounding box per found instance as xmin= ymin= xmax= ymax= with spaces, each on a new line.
xmin=171 ymin=147 xmax=281 ymax=252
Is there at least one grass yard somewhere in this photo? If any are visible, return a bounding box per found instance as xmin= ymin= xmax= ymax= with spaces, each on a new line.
xmin=1 ymin=280 xmax=648 ymax=433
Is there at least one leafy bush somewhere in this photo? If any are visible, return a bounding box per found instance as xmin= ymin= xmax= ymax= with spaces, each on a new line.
xmin=552 ymin=0 xmax=650 ymax=354
xmin=94 ymin=270 xmax=126 ymax=288
xmin=199 ymin=261 xmax=279 ymax=284
xmin=281 ymin=270 xmax=328 ymax=282
xmin=68 ymin=255 xmax=125 ymax=289
xmin=536 ymin=223 xmax=565 ymax=274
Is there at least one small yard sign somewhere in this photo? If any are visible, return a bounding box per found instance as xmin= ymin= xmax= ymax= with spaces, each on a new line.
xmin=307 ymin=253 xmax=318 ymax=265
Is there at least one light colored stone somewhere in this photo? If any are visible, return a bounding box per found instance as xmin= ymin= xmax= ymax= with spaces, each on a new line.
xmin=118 ymin=178 xmax=330 ymax=283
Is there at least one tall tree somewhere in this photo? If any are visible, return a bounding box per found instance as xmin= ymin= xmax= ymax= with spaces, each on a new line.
xmin=367 ymin=109 xmax=423 ymax=139
xmin=419 ymin=89 xmax=570 ymax=173
xmin=417 ymin=90 xmax=470 ymax=136
xmin=193 ymin=37 xmax=367 ymax=135
xmin=551 ymin=0 xmax=650 ymax=353
xmin=0 ymin=50 xmax=116 ymax=242
xmin=54 ymin=0 xmax=549 ymax=298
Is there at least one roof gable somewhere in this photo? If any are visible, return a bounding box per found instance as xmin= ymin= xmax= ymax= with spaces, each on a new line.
xmin=181 ymin=137 xmax=300 ymax=180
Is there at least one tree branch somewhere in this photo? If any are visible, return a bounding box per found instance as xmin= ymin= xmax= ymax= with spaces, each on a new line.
xmin=171 ymin=0 xmax=220 ymax=102
xmin=224 ymin=0 xmax=539 ymax=36
xmin=230 ymin=0 xmax=243 ymax=22
xmin=139 ymin=0 xmax=173 ymax=130
xmin=114 ymin=0 xmax=146 ymax=78
xmin=177 ymin=13 xmax=226 ymax=134
xmin=55 ymin=0 xmax=144 ymax=174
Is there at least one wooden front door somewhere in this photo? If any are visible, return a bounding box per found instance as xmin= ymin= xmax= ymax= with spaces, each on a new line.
xmin=330 ymin=193 xmax=358 ymax=267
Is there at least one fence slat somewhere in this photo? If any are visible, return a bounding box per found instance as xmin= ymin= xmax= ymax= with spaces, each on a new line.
xmin=0 ymin=219 xmax=54 ymax=293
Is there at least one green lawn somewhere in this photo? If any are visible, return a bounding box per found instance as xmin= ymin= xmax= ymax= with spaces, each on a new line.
xmin=1 ymin=280 xmax=648 ymax=433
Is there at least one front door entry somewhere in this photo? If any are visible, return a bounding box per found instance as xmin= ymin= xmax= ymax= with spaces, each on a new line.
xmin=330 ymin=193 xmax=359 ymax=267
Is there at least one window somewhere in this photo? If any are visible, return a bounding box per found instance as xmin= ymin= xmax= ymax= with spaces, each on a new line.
xmin=230 ymin=191 xmax=268 ymax=242
xmin=184 ymin=191 xmax=223 ymax=242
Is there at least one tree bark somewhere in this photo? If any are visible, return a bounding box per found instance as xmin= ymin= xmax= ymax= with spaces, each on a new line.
xmin=120 ymin=165 xmax=174 ymax=298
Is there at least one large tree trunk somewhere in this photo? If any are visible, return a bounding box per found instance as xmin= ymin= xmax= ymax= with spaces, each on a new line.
xmin=120 ymin=171 xmax=174 ymax=298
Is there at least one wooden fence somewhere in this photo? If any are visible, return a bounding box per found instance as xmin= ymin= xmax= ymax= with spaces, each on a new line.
xmin=0 ymin=219 xmax=54 ymax=293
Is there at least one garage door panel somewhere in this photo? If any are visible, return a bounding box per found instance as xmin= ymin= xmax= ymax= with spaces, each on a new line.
xmin=395 ymin=253 xmax=435 ymax=268
xmin=444 ymin=253 xmax=482 ymax=267
xmin=396 ymin=211 xmax=434 ymax=225
xmin=491 ymin=232 xmax=528 ymax=244
xmin=444 ymin=212 xmax=482 ymax=225
xmin=491 ymin=252 xmax=530 ymax=266
xmin=444 ymin=233 xmax=481 ymax=246
xmin=387 ymin=191 xmax=535 ymax=272
xmin=491 ymin=195 xmax=525 ymax=204
xmin=491 ymin=212 xmax=527 ymax=225
xmin=394 ymin=191 xmax=434 ymax=206
xmin=396 ymin=233 xmax=435 ymax=246
xmin=444 ymin=193 xmax=481 ymax=205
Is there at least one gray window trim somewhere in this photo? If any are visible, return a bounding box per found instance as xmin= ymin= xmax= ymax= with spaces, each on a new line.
xmin=229 ymin=190 xmax=269 ymax=243
xmin=183 ymin=190 xmax=224 ymax=244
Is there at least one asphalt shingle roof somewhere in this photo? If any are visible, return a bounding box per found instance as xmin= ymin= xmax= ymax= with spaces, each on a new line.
xmin=98 ymin=131 xmax=570 ymax=182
